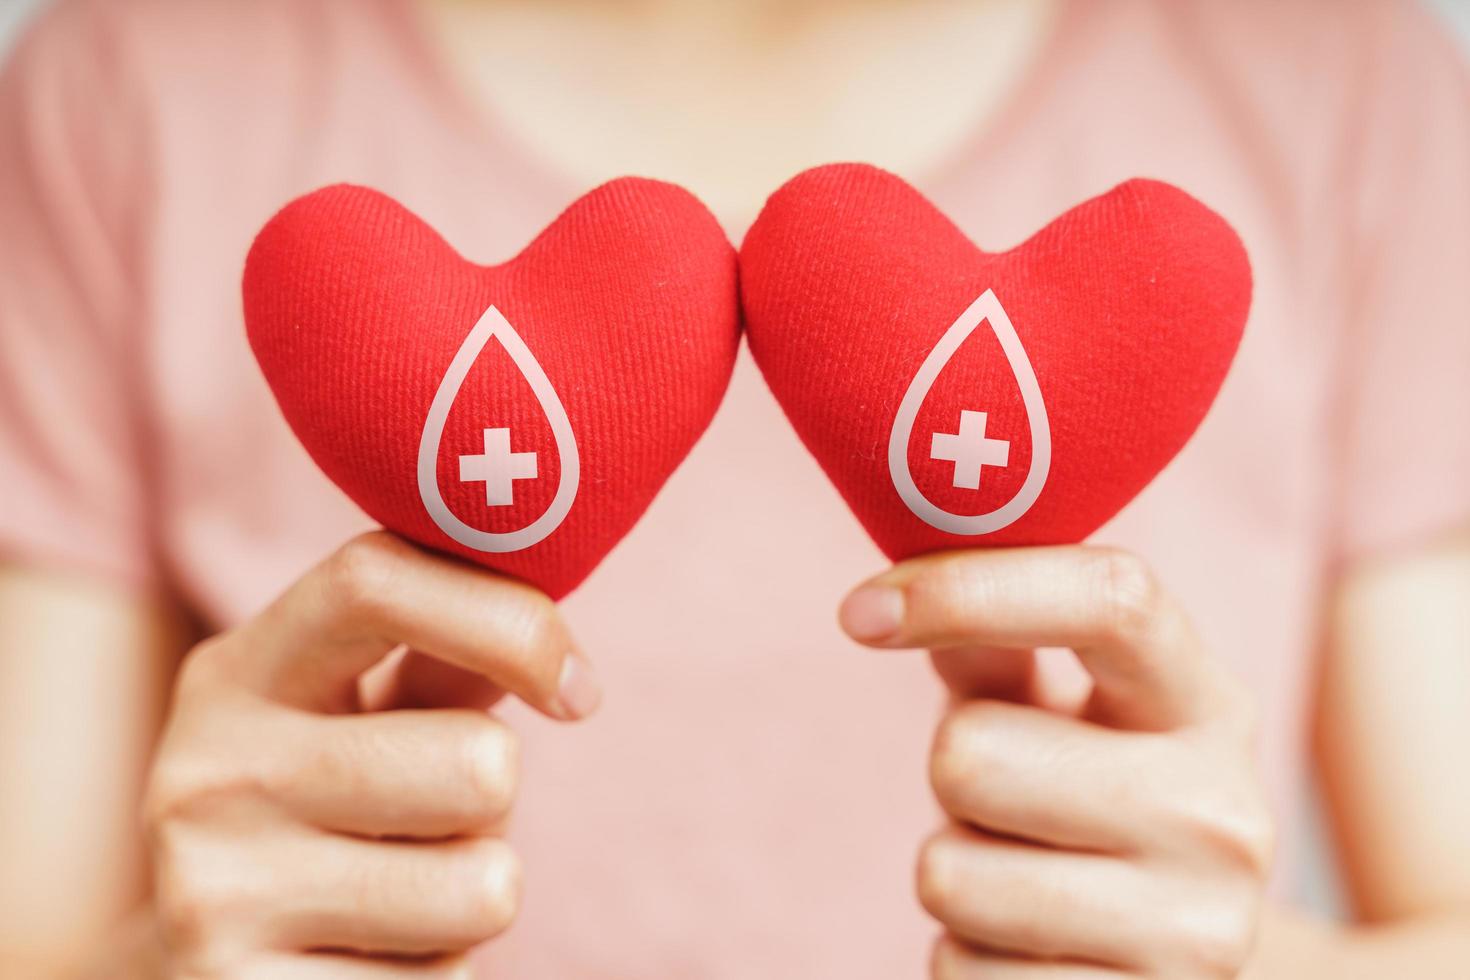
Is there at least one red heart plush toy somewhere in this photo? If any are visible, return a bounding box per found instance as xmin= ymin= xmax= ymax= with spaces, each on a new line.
xmin=740 ymin=164 xmax=1250 ymax=559
xmin=245 ymin=179 xmax=739 ymax=599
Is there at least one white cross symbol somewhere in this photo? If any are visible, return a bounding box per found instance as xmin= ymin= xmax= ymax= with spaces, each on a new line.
xmin=459 ymin=427 xmax=538 ymax=507
xmin=930 ymin=410 xmax=1010 ymax=490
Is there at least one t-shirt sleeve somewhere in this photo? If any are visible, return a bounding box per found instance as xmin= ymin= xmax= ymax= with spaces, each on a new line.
xmin=0 ymin=3 xmax=156 ymax=585
xmin=1328 ymin=3 xmax=1470 ymax=559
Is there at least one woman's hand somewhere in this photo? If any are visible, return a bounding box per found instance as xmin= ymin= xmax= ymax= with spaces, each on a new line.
xmin=143 ymin=532 xmax=600 ymax=978
xmin=840 ymin=546 xmax=1274 ymax=978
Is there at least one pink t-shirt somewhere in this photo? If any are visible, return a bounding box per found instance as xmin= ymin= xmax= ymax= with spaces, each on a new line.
xmin=2 ymin=0 xmax=1468 ymax=975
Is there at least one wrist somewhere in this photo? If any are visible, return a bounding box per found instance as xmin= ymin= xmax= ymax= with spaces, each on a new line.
xmin=75 ymin=907 xmax=165 ymax=980
xmin=1249 ymin=905 xmax=1354 ymax=980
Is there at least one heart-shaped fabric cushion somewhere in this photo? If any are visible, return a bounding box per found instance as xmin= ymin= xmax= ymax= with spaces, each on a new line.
xmin=245 ymin=179 xmax=739 ymax=599
xmin=740 ymin=164 xmax=1250 ymax=560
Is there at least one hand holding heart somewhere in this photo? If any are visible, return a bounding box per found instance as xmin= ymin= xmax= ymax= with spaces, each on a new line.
xmin=237 ymin=165 xmax=1257 ymax=969
xmin=145 ymin=532 xmax=599 ymax=976
xmin=840 ymin=546 xmax=1274 ymax=977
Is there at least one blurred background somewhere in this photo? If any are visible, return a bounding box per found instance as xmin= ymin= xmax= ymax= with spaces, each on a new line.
xmin=4 ymin=0 xmax=1470 ymax=44
xmin=4 ymin=0 xmax=1470 ymax=51
xmin=1 ymin=0 xmax=43 ymax=42
xmin=1 ymin=1 xmax=1467 ymax=976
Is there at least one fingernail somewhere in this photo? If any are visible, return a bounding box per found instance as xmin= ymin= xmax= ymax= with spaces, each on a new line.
xmin=839 ymin=585 xmax=905 ymax=642
xmin=556 ymin=653 xmax=602 ymax=720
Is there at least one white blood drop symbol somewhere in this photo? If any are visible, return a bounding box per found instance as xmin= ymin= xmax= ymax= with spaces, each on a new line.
xmin=416 ymin=304 xmax=579 ymax=553
xmin=887 ymin=290 xmax=1050 ymax=535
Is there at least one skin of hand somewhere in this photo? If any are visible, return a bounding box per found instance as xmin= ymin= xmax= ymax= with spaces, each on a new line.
xmin=141 ymin=531 xmax=600 ymax=978
xmin=840 ymin=546 xmax=1275 ymax=978
xmin=4 ymin=543 xmax=1468 ymax=977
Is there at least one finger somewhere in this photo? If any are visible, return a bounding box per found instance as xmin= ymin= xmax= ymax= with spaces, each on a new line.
xmin=262 ymin=831 xmax=520 ymax=956
xmin=931 ymin=700 xmax=1192 ymax=853
xmin=841 ymin=546 xmax=1232 ymax=729
xmin=242 ymin=953 xmax=471 ymax=979
xmin=236 ymin=532 xmax=599 ymax=721
xmin=932 ymin=647 xmax=1096 ymax=716
xmin=932 ymin=937 xmax=1127 ymax=979
xmin=268 ymin=709 xmax=518 ymax=838
xmin=916 ymin=825 xmax=1151 ymax=967
xmin=368 ymin=650 xmax=507 ymax=712
xmin=930 ymin=646 xmax=1036 ymax=703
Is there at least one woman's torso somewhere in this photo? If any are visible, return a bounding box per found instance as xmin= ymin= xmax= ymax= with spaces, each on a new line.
xmin=46 ymin=0 xmax=1460 ymax=973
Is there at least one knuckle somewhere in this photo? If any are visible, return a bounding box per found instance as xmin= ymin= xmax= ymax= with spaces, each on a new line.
xmin=1094 ymin=548 xmax=1162 ymax=640
xmin=176 ymin=637 xmax=226 ymax=690
xmin=1171 ymin=781 xmax=1277 ymax=877
xmin=172 ymin=634 xmax=247 ymax=707
xmin=144 ymin=720 xmax=268 ymax=835
xmin=142 ymin=758 xmax=193 ymax=834
xmin=929 ymin=705 xmax=1005 ymax=813
xmin=914 ymin=831 xmax=968 ymax=924
xmin=507 ymin=591 xmax=561 ymax=657
xmin=458 ymin=722 xmax=519 ymax=823
xmin=152 ymin=828 xmax=229 ymax=955
xmin=1218 ymin=804 xmax=1277 ymax=878
xmin=270 ymin=721 xmax=356 ymax=805
xmin=930 ymin=710 xmax=966 ymax=775
xmin=1243 ymin=809 xmax=1277 ymax=874
xmin=1161 ymin=892 xmax=1260 ymax=977
xmin=461 ymin=839 xmax=522 ymax=938
xmin=928 ymin=936 xmax=969 ymax=979
xmin=144 ymin=752 xmax=230 ymax=837
xmin=917 ymin=830 xmax=1064 ymax=958
xmin=320 ymin=533 xmax=405 ymax=618
xmin=496 ymin=591 xmax=566 ymax=694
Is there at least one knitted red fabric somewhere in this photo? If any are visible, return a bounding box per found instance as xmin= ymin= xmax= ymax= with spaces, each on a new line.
xmin=244 ymin=179 xmax=739 ymax=599
xmin=740 ymin=164 xmax=1250 ymax=559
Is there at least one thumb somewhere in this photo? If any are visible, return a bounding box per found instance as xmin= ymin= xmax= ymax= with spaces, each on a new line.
xmin=929 ymin=646 xmax=1036 ymax=704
